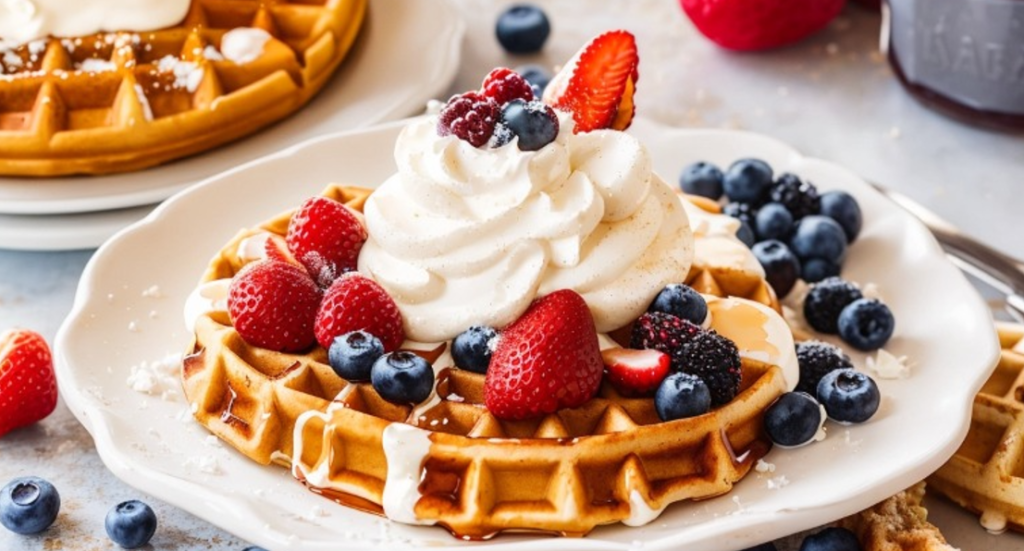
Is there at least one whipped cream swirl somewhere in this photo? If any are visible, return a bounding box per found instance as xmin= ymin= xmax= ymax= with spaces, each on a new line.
xmin=0 ymin=0 xmax=189 ymax=47
xmin=358 ymin=113 xmax=694 ymax=343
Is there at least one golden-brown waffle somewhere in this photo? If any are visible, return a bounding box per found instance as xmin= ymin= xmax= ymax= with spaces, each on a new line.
xmin=182 ymin=185 xmax=790 ymax=537
xmin=836 ymin=483 xmax=959 ymax=551
xmin=0 ymin=0 xmax=366 ymax=176
xmin=928 ymin=322 xmax=1024 ymax=535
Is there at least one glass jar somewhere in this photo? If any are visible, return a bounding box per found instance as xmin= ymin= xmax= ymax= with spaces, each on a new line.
xmin=883 ymin=0 xmax=1024 ymax=131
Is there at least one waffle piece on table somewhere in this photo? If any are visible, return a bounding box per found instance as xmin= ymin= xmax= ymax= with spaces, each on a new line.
xmin=837 ymin=483 xmax=959 ymax=551
xmin=0 ymin=0 xmax=366 ymax=176
xmin=928 ymin=322 xmax=1024 ymax=535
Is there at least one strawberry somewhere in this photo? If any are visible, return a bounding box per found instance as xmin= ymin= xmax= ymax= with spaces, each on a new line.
xmin=0 ymin=329 xmax=57 ymax=439
xmin=602 ymin=348 xmax=670 ymax=397
xmin=543 ymin=30 xmax=639 ymax=133
xmin=481 ymin=67 xmax=534 ymax=106
xmin=680 ymin=0 xmax=845 ymax=51
xmin=315 ymin=273 xmax=405 ymax=352
xmin=484 ymin=290 xmax=603 ymax=420
xmin=264 ymin=233 xmax=299 ymax=266
xmin=227 ymin=260 xmax=321 ymax=352
xmin=286 ymin=196 xmax=368 ymax=288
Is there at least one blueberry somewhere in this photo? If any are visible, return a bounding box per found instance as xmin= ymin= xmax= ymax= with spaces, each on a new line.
xmin=800 ymin=526 xmax=862 ymax=551
xmin=754 ymin=202 xmax=794 ymax=242
xmin=328 ymin=330 xmax=384 ymax=382
xmin=0 ymin=477 xmax=60 ymax=535
xmin=802 ymin=257 xmax=841 ymax=283
xmin=838 ymin=298 xmax=895 ymax=351
xmin=764 ymin=392 xmax=823 ymax=448
xmin=723 ymin=158 xmax=773 ymax=204
xmin=452 ymin=325 xmax=498 ymax=374
xmin=817 ymin=369 xmax=880 ymax=424
xmin=371 ymin=351 xmax=435 ymax=404
xmin=655 ymin=372 xmax=711 ymax=421
xmin=500 ymin=99 xmax=559 ymax=151
xmin=736 ymin=221 xmax=756 ymax=248
xmin=514 ymin=64 xmax=551 ymax=96
xmin=820 ymin=191 xmax=863 ymax=243
xmin=679 ymin=161 xmax=724 ymax=200
xmin=742 ymin=544 xmax=779 ymax=551
xmin=803 ymin=277 xmax=863 ymax=334
xmin=105 ymin=500 xmax=157 ymax=549
xmin=789 ymin=215 xmax=848 ymax=263
xmin=495 ymin=4 xmax=550 ymax=54
xmin=648 ymin=284 xmax=707 ymax=325
xmin=751 ymin=240 xmax=801 ymax=298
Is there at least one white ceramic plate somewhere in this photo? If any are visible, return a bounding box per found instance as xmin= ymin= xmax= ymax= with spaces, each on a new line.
xmin=0 ymin=205 xmax=158 ymax=251
xmin=0 ymin=0 xmax=463 ymax=216
xmin=55 ymin=118 xmax=1001 ymax=551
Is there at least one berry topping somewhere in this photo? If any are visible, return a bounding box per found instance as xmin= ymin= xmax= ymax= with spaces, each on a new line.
xmin=0 ymin=329 xmax=57 ymax=439
xmin=227 ymin=260 xmax=321 ymax=353
xmin=648 ymin=283 xmax=708 ymax=325
xmin=838 ymin=298 xmax=895 ymax=351
xmin=751 ymin=240 xmax=801 ymax=298
xmin=799 ymin=527 xmax=862 ymax=551
xmin=769 ymin=173 xmax=820 ymax=220
xmin=630 ymin=312 xmax=741 ymax=406
xmin=795 ymin=340 xmax=853 ymax=394
xmin=817 ymin=368 xmax=880 ymax=424
xmin=286 ymin=196 xmax=367 ymax=288
xmin=264 ymin=233 xmax=299 ymax=266
xmin=764 ymin=392 xmax=823 ymax=448
xmin=736 ymin=221 xmax=756 ymax=248
xmin=789 ymin=215 xmax=848 ymax=264
xmin=724 ymin=158 xmax=773 ymax=205
xmin=105 ymin=500 xmax=157 ymax=549
xmin=370 ymin=351 xmax=435 ymax=405
xmin=754 ymin=202 xmax=794 ymax=242
xmin=602 ymin=348 xmax=671 ymax=397
xmin=545 ymin=30 xmax=639 ymax=132
xmin=515 ymin=64 xmax=552 ymax=97
xmin=802 ymin=257 xmax=841 ymax=283
xmin=679 ymin=161 xmax=724 ymax=200
xmin=495 ymin=4 xmax=551 ymax=54
xmin=315 ymin=273 xmax=405 ymax=352
xmin=484 ymin=290 xmax=603 ymax=420
xmin=0 ymin=477 xmax=60 ymax=535
xmin=451 ymin=325 xmax=498 ymax=374
xmin=438 ymin=92 xmax=501 ymax=148
xmin=722 ymin=201 xmax=758 ymax=228
xmin=804 ymin=277 xmax=863 ymax=334
xmin=654 ymin=372 xmax=711 ymax=421
xmin=481 ymin=67 xmax=535 ymax=106
xmin=680 ymin=0 xmax=844 ymax=52
xmin=500 ymin=99 xmax=559 ymax=151
xmin=743 ymin=544 xmax=779 ymax=551
xmin=328 ymin=330 xmax=385 ymax=382
xmin=819 ymin=190 xmax=863 ymax=243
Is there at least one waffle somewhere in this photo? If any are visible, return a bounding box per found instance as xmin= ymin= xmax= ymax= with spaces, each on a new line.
xmin=837 ymin=483 xmax=958 ymax=551
xmin=182 ymin=185 xmax=792 ymax=538
xmin=0 ymin=0 xmax=366 ymax=176
xmin=927 ymin=321 xmax=1024 ymax=535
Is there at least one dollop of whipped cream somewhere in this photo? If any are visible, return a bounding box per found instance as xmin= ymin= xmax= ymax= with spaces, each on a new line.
xmin=358 ymin=112 xmax=694 ymax=343
xmin=681 ymin=199 xmax=765 ymax=280
xmin=0 ymin=0 xmax=190 ymax=47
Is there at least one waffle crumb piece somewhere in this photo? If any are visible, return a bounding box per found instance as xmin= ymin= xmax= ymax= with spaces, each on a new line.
xmin=838 ymin=483 xmax=959 ymax=551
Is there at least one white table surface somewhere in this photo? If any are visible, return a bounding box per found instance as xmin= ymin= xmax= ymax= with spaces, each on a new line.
xmin=2 ymin=1 xmax=1023 ymax=549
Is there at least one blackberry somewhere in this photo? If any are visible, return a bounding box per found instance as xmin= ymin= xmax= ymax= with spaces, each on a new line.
xmin=795 ymin=340 xmax=853 ymax=394
xmin=722 ymin=202 xmax=758 ymax=229
xmin=804 ymin=277 xmax=863 ymax=334
xmin=770 ymin=173 xmax=820 ymax=219
xmin=631 ymin=312 xmax=741 ymax=406
xmin=437 ymin=92 xmax=500 ymax=148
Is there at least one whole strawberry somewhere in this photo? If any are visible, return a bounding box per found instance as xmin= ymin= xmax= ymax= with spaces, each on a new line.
xmin=315 ymin=273 xmax=405 ymax=353
xmin=227 ymin=260 xmax=321 ymax=352
xmin=0 ymin=329 xmax=57 ymax=439
xmin=286 ymin=196 xmax=367 ymax=288
xmin=484 ymin=290 xmax=603 ymax=420
xmin=680 ymin=0 xmax=845 ymax=51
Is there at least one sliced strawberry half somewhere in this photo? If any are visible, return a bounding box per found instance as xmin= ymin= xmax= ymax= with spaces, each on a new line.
xmin=0 ymin=329 xmax=57 ymax=439
xmin=602 ymin=347 xmax=670 ymax=397
xmin=543 ymin=30 xmax=639 ymax=133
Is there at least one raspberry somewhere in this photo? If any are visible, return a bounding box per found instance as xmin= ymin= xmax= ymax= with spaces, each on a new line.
xmin=769 ymin=173 xmax=821 ymax=219
xmin=437 ymin=92 xmax=500 ymax=148
xmin=630 ymin=312 xmax=742 ymax=406
xmin=480 ymin=67 xmax=534 ymax=106
xmin=803 ymin=277 xmax=863 ymax=334
xmin=795 ymin=340 xmax=853 ymax=394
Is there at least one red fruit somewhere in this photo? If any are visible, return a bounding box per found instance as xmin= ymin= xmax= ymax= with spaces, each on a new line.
xmin=315 ymin=273 xmax=405 ymax=352
xmin=286 ymin=196 xmax=368 ymax=288
xmin=0 ymin=329 xmax=57 ymax=439
xmin=481 ymin=67 xmax=534 ymax=106
xmin=602 ymin=348 xmax=670 ymax=397
xmin=227 ymin=260 xmax=321 ymax=352
xmin=437 ymin=91 xmax=500 ymax=148
xmin=484 ymin=290 xmax=603 ymax=420
xmin=680 ymin=0 xmax=845 ymax=51
xmin=544 ymin=30 xmax=639 ymax=133
xmin=264 ymin=233 xmax=299 ymax=266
